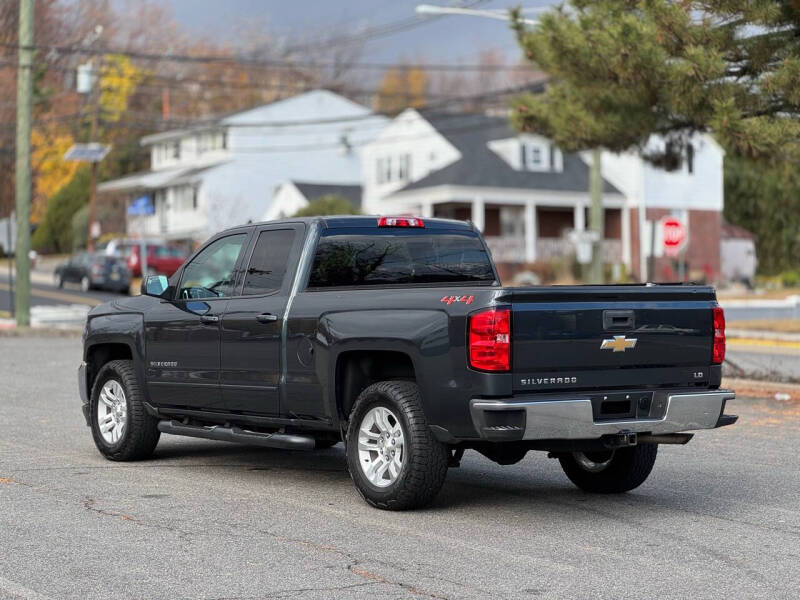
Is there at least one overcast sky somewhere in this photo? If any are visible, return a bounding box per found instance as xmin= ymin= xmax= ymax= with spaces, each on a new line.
xmin=159 ymin=0 xmax=556 ymax=64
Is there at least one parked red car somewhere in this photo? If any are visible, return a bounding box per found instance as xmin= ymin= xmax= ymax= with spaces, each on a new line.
xmin=127 ymin=244 xmax=188 ymax=277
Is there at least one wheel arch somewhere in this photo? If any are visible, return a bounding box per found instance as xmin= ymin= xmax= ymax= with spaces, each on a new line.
xmin=85 ymin=341 xmax=135 ymax=395
xmin=334 ymin=349 xmax=417 ymax=422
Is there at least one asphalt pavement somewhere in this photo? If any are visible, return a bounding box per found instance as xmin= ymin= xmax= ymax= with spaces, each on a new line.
xmin=0 ymin=336 xmax=798 ymax=600
xmin=726 ymin=338 xmax=800 ymax=382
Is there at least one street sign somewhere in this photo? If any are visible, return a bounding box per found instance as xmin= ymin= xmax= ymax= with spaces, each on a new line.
xmin=127 ymin=195 xmax=154 ymax=216
xmin=63 ymin=143 xmax=111 ymax=163
xmin=567 ymin=229 xmax=600 ymax=265
xmin=661 ymin=217 xmax=687 ymax=257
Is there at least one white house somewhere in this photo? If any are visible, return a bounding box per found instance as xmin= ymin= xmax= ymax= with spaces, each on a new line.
xmin=98 ymin=90 xmax=387 ymax=243
xmin=361 ymin=109 xmax=725 ymax=281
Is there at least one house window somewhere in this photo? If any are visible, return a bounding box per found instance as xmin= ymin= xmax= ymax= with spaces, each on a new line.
xmin=376 ymin=158 xmax=385 ymax=184
xmin=171 ymin=142 xmax=180 ymax=160
xmin=398 ymin=154 xmax=411 ymax=181
xmin=687 ymin=143 xmax=695 ymax=174
xmin=522 ymin=141 xmax=549 ymax=171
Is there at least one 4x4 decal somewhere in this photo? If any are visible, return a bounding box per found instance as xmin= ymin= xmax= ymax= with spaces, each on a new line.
xmin=441 ymin=295 xmax=474 ymax=305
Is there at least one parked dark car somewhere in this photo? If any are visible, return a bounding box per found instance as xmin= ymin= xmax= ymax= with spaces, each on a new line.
xmin=78 ymin=216 xmax=736 ymax=510
xmin=55 ymin=252 xmax=131 ymax=293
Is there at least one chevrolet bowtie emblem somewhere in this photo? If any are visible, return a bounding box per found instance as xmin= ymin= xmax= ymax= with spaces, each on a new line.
xmin=600 ymin=335 xmax=638 ymax=352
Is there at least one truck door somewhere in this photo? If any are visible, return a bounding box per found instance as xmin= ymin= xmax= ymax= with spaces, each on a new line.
xmin=144 ymin=231 xmax=249 ymax=409
xmin=220 ymin=224 xmax=304 ymax=415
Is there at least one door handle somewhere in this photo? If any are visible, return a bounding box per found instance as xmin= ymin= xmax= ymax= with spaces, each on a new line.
xmin=199 ymin=314 xmax=219 ymax=324
xmin=256 ymin=313 xmax=279 ymax=323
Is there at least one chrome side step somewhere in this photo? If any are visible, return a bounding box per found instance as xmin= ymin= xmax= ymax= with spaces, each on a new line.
xmin=157 ymin=420 xmax=315 ymax=450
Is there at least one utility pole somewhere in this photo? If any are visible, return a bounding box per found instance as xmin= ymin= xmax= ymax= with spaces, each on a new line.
xmin=587 ymin=148 xmax=604 ymax=284
xmin=15 ymin=0 xmax=34 ymax=327
xmin=86 ymin=58 xmax=100 ymax=251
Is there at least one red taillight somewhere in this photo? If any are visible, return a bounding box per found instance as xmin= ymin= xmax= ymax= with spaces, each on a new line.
xmin=377 ymin=216 xmax=424 ymax=228
xmin=712 ymin=306 xmax=725 ymax=364
xmin=468 ymin=308 xmax=511 ymax=372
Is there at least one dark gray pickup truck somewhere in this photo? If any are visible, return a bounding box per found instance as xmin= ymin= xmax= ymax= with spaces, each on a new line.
xmin=79 ymin=216 xmax=736 ymax=510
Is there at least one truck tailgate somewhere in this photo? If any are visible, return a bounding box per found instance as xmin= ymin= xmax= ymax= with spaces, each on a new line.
xmin=509 ymin=286 xmax=718 ymax=391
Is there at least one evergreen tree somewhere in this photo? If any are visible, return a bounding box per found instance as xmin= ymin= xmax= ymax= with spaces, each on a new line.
xmin=511 ymin=1 xmax=800 ymax=273
xmin=292 ymin=194 xmax=360 ymax=217
xmin=511 ymin=1 xmax=800 ymax=161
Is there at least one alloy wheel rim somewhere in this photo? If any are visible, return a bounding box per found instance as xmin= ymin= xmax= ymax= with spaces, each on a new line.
xmin=97 ymin=379 xmax=127 ymax=444
xmin=357 ymin=406 xmax=405 ymax=488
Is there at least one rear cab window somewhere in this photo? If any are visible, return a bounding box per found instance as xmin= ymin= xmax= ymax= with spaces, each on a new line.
xmin=307 ymin=227 xmax=496 ymax=288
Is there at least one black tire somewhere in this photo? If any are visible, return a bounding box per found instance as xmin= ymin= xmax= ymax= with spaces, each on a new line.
xmin=80 ymin=276 xmax=91 ymax=292
xmin=346 ymin=381 xmax=449 ymax=510
xmin=559 ymin=444 xmax=658 ymax=493
xmin=89 ymin=359 xmax=160 ymax=461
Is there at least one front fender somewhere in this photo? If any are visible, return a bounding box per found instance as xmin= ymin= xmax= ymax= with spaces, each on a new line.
xmin=83 ymin=312 xmax=146 ymax=401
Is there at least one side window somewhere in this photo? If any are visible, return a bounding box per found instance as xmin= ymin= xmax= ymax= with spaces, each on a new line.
xmin=242 ymin=229 xmax=296 ymax=296
xmin=178 ymin=233 xmax=246 ymax=299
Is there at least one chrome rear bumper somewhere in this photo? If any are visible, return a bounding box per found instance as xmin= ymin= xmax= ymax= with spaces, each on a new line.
xmin=471 ymin=390 xmax=735 ymax=441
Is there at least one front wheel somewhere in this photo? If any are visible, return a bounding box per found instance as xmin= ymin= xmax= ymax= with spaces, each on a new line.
xmin=346 ymin=381 xmax=449 ymax=510
xmin=90 ymin=359 xmax=160 ymax=461
xmin=558 ymin=444 xmax=658 ymax=493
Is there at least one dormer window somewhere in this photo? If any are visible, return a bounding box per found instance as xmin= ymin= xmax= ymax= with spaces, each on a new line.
xmin=521 ymin=141 xmax=550 ymax=172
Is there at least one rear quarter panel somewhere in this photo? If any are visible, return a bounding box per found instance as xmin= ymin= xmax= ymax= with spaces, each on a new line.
xmin=285 ymin=286 xmax=509 ymax=437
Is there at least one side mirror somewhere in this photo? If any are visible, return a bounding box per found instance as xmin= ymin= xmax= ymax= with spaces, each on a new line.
xmin=142 ymin=274 xmax=168 ymax=298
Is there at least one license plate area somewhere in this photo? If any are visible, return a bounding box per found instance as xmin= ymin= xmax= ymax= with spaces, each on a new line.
xmin=590 ymin=391 xmax=656 ymax=421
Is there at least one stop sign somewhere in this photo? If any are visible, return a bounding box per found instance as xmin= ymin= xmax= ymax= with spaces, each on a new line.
xmin=661 ymin=217 xmax=687 ymax=257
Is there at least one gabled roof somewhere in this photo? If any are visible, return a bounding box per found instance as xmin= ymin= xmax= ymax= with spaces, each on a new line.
xmin=722 ymin=221 xmax=756 ymax=240
xmin=140 ymin=90 xmax=381 ymax=145
xmin=395 ymin=111 xmax=621 ymax=195
xmin=97 ymin=164 xmax=221 ymax=193
xmin=293 ymin=181 xmax=362 ymax=208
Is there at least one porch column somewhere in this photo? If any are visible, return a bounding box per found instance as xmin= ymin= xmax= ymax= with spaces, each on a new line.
xmin=621 ymin=205 xmax=632 ymax=269
xmin=471 ymin=196 xmax=485 ymax=232
xmin=573 ymin=203 xmax=585 ymax=231
xmin=524 ymin=201 xmax=537 ymax=263
xmin=420 ymin=202 xmax=433 ymax=218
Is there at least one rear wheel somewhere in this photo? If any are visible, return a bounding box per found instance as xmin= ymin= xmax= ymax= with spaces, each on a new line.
xmin=55 ymin=273 xmax=63 ymax=288
xmin=80 ymin=276 xmax=90 ymax=292
xmin=346 ymin=381 xmax=448 ymax=510
xmin=90 ymin=359 xmax=160 ymax=461
xmin=558 ymin=444 xmax=658 ymax=493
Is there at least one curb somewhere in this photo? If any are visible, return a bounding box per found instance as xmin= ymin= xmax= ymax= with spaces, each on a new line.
xmin=723 ymin=377 xmax=799 ymax=401
xmin=726 ymin=328 xmax=800 ymax=343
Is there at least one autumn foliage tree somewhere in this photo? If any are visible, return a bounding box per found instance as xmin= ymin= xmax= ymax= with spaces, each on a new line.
xmin=373 ymin=66 xmax=428 ymax=114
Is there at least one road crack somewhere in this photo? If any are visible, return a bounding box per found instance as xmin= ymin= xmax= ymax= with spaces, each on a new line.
xmin=259 ymin=530 xmax=450 ymax=599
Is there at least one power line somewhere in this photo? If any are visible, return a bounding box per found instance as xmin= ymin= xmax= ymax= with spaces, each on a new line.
xmin=0 ymin=42 xmax=533 ymax=72
xmin=97 ymin=111 xmax=519 ymax=156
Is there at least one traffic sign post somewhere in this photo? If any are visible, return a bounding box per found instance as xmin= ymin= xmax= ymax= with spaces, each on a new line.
xmin=661 ymin=217 xmax=687 ymax=257
xmin=64 ymin=143 xmax=111 ymax=252
xmin=661 ymin=217 xmax=688 ymax=281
